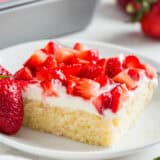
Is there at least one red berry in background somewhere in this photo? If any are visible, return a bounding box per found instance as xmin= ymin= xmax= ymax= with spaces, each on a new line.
xmin=141 ymin=1 xmax=160 ymax=39
xmin=0 ymin=79 xmax=23 ymax=135
xmin=117 ymin=0 xmax=133 ymax=9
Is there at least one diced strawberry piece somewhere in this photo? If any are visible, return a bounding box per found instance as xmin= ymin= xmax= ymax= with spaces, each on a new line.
xmin=36 ymin=67 xmax=66 ymax=83
xmin=41 ymin=79 xmax=61 ymax=96
xmin=73 ymin=78 xmax=100 ymax=99
xmin=113 ymin=71 xmax=137 ymax=90
xmin=24 ymin=50 xmax=48 ymax=70
xmin=73 ymin=42 xmax=88 ymax=51
xmin=79 ymin=64 xmax=104 ymax=79
xmin=36 ymin=67 xmax=52 ymax=81
xmin=141 ymin=64 xmax=156 ymax=79
xmin=55 ymin=48 xmax=79 ymax=63
xmin=60 ymin=64 xmax=82 ymax=76
xmin=43 ymin=41 xmax=60 ymax=55
xmin=127 ymin=69 xmax=140 ymax=81
xmin=42 ymin=55 xmax=57 ymax=69
xmin=78 ymin=49 xmax=99 ymax=63
xmin=51 ymin=69 xmax=66 ymax=84
xmin=123 ymin=55 xmax=142 ymax=68
xmin=94 ymin=75 xmax=109 ymax=87
xmin=97 ymin=58 xmax=108 ymax=74
xmin=14 ymin=67 xmax=33 ymax=80
xmin=93 ymin=92 xmax=112 ymax=114
xmin=66 ymin=76 xmax=80 ymax=94
xmin=0 ymin=65 xmax=12 ymax=77
xmin=106 ymin=57 xmax=123 ymax=78
xmin=111 ymin=86 xmax=122 ymax=113
xmin=40 ymin=79 xmax=59 ymax=96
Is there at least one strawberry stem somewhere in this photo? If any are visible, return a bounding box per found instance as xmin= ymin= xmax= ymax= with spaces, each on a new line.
xmin=0 ymin=75 xmax=9 ymax=79
xmin=127 ymin=0 xmax=158 ymax=22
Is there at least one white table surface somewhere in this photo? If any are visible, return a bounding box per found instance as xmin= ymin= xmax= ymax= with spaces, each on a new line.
xmin=0 ymin=0 xmax=160 ymax=159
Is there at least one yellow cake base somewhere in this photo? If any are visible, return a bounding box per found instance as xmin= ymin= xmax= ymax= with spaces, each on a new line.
xmin=23 ymin=81 xmax=156 ymax=146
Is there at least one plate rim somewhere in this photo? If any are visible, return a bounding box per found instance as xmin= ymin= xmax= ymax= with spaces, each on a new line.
xmin=0 ymin=38 xmax=159 ymax=159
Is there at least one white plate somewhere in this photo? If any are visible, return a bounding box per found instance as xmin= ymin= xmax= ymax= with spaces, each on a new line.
xmin=0 ymin=39 xmax=160 ymax=160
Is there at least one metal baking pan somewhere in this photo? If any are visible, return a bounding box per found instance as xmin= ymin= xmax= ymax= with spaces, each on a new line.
xmin=0 ymin=0 xmax=98 ymax=48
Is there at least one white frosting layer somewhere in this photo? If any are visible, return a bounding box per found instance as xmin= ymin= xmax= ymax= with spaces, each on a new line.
xmin=22 ymin=70 xmax=158 ymax=118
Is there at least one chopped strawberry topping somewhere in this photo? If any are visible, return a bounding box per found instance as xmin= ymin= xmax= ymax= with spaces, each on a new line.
xmin=73 ymin=42 xmax=88 ymax=51
xmin=36 ymin=67 xmax=66 ymax=84
xmin=40 ymin=79 xmax=59 ymax=96
xmin=55 ymin=48 xmax=79 ymax=63
xmin=97 ymin=58 xmax=108 ymax=74
xmin=106 ymin=57 xmax=123 ymax=78
xmin=60 ymin=64 xmax=82 ymax=76
xmin=79 ymin=64 xmax=104 ymax=79
xmin=14 ymin=67 xmax=33 ymax=81
xmin=66 ymin=76 xmax=80 ymax=94
xmin=123 ymin=55 xmax=142 ymax=69
xmin=94 ymin=75 xmax=110 ymax=87
xmin=78 ymin=49 xmax=99 ymax=63
xmin=42 ymin=56 xmax=57 ymax=69
xmin=113 ymin=71 xmax=137 ymax=90
xmin=111 ymin=86 xmax=122 ymax=113
xmin=73 ymin=78 xmax=100 ymax=99
xmin=127 ymin=69 xmax=140 ymax=81
xmin=141 ymin=64 xmax=156 ymax=79
xmin=93 ymin=85 xmax=128 ymax=114
xmin=43 ymin=41 xmax=60 ymax=55
xmin=12 ymin=41 xmax=156 ymax=116
xmin=24 ymin=50 xmax=48 ymax=70
xmin=93 ymin=92 xmax=112 ymax=114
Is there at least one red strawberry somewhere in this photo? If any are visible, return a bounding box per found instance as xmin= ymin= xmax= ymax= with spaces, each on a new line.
xmin=127 ymin=68 xmax=140 ymax=81
xmin=94 ymin=75 xmax=110 ymax=87
xmin=141 ymin=1 xmax=160 ymax=39
xmin=106 ymin=57 xmax=123 ymax=78
xmin=0 ymin=79 xmax=23 ymax=135
xmin=60 ymin=64 xmax=82 ymax=76
xmin=73 ymin=42 xmax=88 ymax=51
xmin=141 ymin=64 xmax=156 ymax=79
xmin=78 ymin=49 xmax=99 ymax=63
xmin=43 ymin=41 xmax=60 ymax=54
xmin=40 ymin=79 xmax=59 ymax=96
xmin=14 ymin=67 xmax=33 ymax=81
xmin=0 ymin=65 xmax=11 ymax=76
xmin=73 ymin=78 xmax=100 ymax=99
xmin=66 ymin=76 xmax=80 ymax=94
xmin=36 ymin=67 xmax=52 ymax=81
xmin=36 ymin=67 xmax=66 ymax=83
xmin=113 ymin=71 xmax=137 ymax=90
xmin=123 ymin=55 xmax=142 ymax=68
xmin=42 ymin=55 xmax=57 ymax=69
xmin=79 ymin=64 xmax=104 ymax=79
xmin=97 ymin=58 xmax=108 ymax=74
xmin=24 ymin=50 xmax=48 ymax=70
xmin=111 ymin=85 xmax=123 ymax=113
xmin=55 ymin=48 xmax=79 ymax=63
xmin=93 ymin=92 xmax=112 ymax=114
xmin=117 ymin=0 xmax=133 ymax=9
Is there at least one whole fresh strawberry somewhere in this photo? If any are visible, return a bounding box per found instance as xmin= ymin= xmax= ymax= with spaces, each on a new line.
xmin=0 ymin=76 xmax=23 ymax=135
xmin=141 ymin=1 xmax=160 ymax=38
xmin=117 ymin=0 xmax=141 ymax=13
xmin=125 ymin=0 xmax=160 ymax=39
xmin=117 ymin=0 xmax=133 ymax=9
